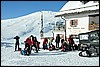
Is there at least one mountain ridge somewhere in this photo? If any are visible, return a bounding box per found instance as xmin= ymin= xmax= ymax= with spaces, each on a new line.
xmin=1 ymin=11 xmax=63 ymax=42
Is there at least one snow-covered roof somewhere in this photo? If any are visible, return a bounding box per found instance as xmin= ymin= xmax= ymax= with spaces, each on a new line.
xmin=55 ymin=1 xmax=99 ymax=17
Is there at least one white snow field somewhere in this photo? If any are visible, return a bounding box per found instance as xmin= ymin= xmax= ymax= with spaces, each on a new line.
xmin=1 ymin=43 xmax=99 ymax=66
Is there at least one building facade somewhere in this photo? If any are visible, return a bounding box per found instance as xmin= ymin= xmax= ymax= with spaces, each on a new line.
xmin=55 ymin=1 xmax=99 ymax=38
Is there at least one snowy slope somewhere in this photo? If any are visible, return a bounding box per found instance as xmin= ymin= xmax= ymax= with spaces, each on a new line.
xmin=1 ymin=11 xmax=63 ymax=43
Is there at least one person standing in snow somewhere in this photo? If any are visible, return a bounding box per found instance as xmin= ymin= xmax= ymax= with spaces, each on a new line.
xmin=14 ymin=36 xmax=20 ymax=51
xmin=68 ymin=35 xmax=75 ymax=51
xmin=55 ymin=34 xmax=60 ymax=48
xmin=60 ymin=35 xmax=64 ymax=49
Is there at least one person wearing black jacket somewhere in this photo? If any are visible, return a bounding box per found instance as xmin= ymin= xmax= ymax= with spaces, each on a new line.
xmin=14 ymin=36 xmax=20 ymax=51
xmin=55 ymin=34 xmax=60 ymax=48
xmin=31 ymin=35 xmax=38 ymax=53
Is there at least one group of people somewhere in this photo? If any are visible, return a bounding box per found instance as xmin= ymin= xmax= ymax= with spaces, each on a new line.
xmin=24 ymin=35 xmax=39 ymax=55
xmin=14 ymin=35 xmax=40 ymax=56
xmin=14 ymin=34 xmax=77 ymax=55
xmin=42 ymin=34 xmax=77 ymax=52
xmin=42 ymin=34 xmax=61 ymax=51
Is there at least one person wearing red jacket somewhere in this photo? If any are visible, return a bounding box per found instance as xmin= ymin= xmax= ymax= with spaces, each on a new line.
xmin=24 ymin=36 xmax=32 ymax=55
xmin=26 ymin=37 xmax=32 ymax=45
xmin=43 ymin=38 xmax=48 ymax=50
xmin=68 ymin=35 xmax=75 ymax=51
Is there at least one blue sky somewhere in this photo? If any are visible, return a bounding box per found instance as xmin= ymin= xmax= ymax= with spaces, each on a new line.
xmin=1 ymin=1 xmax=67 ymax=20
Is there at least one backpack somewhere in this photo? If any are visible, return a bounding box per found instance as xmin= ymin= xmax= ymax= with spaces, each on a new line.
xmin=20 ymin=50 xmax=27 ymax=55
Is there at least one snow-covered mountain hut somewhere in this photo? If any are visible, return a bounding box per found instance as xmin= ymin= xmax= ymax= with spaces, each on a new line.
xmin=55 ymin=1 xmax=99 ymax=39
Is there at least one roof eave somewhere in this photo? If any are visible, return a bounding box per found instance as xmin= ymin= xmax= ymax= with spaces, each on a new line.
xmin=55 ymin=9 xmax=99 ymax=17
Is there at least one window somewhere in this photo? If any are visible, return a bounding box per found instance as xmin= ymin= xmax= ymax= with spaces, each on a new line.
xmin=80 ymin=34 xmax=89 ymax=40
xmin=89 ymin=32 xmax=99 ymax=43
xmin=70 ymin=19 xmax=78 ymax=27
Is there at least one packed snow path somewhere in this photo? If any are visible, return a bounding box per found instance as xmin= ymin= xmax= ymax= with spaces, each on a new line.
xmin=1 ymin=43 xmax=99 ymax=66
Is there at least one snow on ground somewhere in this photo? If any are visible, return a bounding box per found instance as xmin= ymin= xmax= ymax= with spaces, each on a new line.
xmin=1 ymin=43 xmax=99 ymax=66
